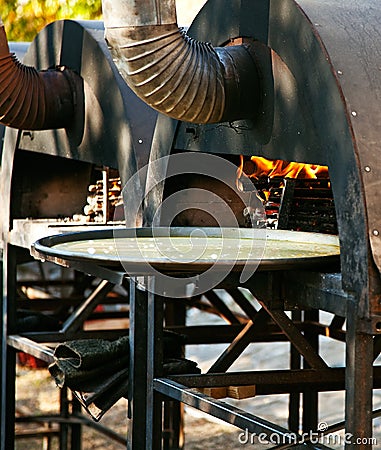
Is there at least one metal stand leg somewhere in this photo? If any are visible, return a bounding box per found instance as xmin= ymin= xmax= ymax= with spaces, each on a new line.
xmin=0 ymin=256 xmax=5 ymax=450
xmin=302 ymin=310 xmax=320 ymax=432
xmin=289 ymin=310 xmax=301 ymax=432
xmin=163 ymin=301 xmax=186 ymax=450
xmin=163 ymin=400 xmax=184 ymax=450
xmin=128 ymin=277 xmax=163 ymax=450
xmin=59 ymin=388 xmax=69 ymax=450
xmin=1 ymin=244 xmax=17 ymax=450
xmin=345 ymin=302 xmax=373 ymax=449
xmin=71 ymin=396 xmax=82 ymax=450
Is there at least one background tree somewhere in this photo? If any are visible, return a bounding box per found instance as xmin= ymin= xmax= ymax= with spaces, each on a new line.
xmin=2 ymin=0 xmax=102 ymax=42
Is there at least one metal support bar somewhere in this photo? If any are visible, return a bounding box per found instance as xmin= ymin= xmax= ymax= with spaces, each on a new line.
xmin=203 ymin=290 xmax=242 ymax=324
xmin=302 ymin=310 xmax=320 ymax=432
xmin=289 ymin=310 xmax=302 ymax=432
xmin=59 ymin=388 xmax=69 ymax=450
xmin=225 ymin=288 xmax=259 ymax=319
xmin=61 ymin=279 xmax=115 ymax=336
xmin=207 ymin=320 xmax=256 ymax=373
xmin=168 ymin=321 xmax=342 ymax=345
xmin=207 ymin=308 xmax=270 ymax=373
xmin=70 ymin=398 xmax=82 ymax=450
xmin=127 ymin=277 xmax=164 ymax=450
xmin=345 ymin=302 xmax=374 ymax=449
xmin=167 ymin=367 xmax=369 ymax=392
xmin=127 ymin=278 xmax=149 ymax=449
xmin=258 ymin=301 xmax=328 ymax=370
xmin=1 ymin=244 xmax=17 ymax=450
xmin=154 ymin=378 xmax=332 ymax=450
xmin=7 ymin=335 xmax=54 ymax=363
xmin=15 ymin=413 xmax=127 ymax=445
xmin=163 ymin=295 xmax=186 ymax=449
xmin=281 ymin=272 xmax=348 ymax=317
xmin=19 ymin=329 xmax=129 ymax=343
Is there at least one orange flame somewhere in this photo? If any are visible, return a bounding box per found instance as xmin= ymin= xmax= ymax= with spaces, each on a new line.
xmin=237 ymin=155 xmax=329 ymax=182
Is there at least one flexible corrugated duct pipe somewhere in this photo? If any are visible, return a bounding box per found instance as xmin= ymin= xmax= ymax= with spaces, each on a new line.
xmin=0 ymin=19 xmax=78 ymax=130
xmin=102 ymin=0 xmax=261 ymax=124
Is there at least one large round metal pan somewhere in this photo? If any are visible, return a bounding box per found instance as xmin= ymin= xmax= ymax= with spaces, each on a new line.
xmin=31 ymin=227 xmax=340 ymax=274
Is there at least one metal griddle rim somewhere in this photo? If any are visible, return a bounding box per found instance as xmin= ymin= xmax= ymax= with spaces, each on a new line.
xmin=31 ymin=227 xmax=340 ymax=273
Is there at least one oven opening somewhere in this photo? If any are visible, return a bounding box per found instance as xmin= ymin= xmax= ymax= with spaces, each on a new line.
xmin=161 ymin=153 xmax=337 ymax=234
xmin=10 ymin=149 xmax=124 ymax=225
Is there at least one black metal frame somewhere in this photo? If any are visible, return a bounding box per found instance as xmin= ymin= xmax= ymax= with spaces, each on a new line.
xmin=7 ymin=223 xmax=381 ymax=449
xmin=140 ymin=1 xmax=381 ymax=447
xmin=21 ymin=245 xmax=381 ymax=449
xmin=0 ymin=18 xmax=157 ymax=450
xmin=2 ymin=0 xmax=381 ymax=449
xmin=24 ymin=221 xmax=379 ymax=445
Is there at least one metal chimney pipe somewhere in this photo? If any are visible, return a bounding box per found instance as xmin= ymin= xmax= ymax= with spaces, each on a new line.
xmin=0 ymin=19 xmax=78 ymax=130
xmin=102 ymin=0 xmax=261 ymax=124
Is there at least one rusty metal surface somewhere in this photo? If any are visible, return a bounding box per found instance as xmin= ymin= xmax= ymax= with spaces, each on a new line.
xmin=1 ymin=19 xmax=158 ymax=254
xmin=0 ymin=42 xmax=29 ymax=148
xmin=6 ymin=19 xmax=157 ymax=184
xmin=146 ymin=0 xmax=381 ymax=307
xmin=0 ymin=24 xmax=78 ymax=130
xmin=102 ymin=0 xmax=261 ymax=123
xmin=101 ymin=0 xmax=177 ymax=28
xmin=10 ymin=150 xmax=93 ymax=219
xmin=296 ymin=0 xmax=381 ymax=305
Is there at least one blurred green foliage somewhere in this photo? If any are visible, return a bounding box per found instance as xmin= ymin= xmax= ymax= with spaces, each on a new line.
xmin=2 ymin=0 xmax=102 ymax=41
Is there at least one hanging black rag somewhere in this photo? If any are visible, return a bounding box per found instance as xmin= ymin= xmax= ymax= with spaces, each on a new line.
xmin=48 ymin=332 xmax=200 ymax=420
